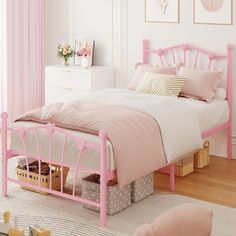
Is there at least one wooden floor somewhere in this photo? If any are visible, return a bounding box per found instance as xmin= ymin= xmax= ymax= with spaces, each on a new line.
xmin=154 ymin=156 xmax=236 ymax=208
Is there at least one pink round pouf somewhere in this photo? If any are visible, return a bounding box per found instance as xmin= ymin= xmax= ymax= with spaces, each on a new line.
xmin=133 ymin=203 xmax=213 ymax=236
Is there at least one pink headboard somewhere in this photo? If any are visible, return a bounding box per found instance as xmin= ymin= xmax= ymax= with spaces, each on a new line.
xmin=142 ymin=39 xmax=233 ymax=120
xmin=142 ymin=39 xmax=233 ymax=99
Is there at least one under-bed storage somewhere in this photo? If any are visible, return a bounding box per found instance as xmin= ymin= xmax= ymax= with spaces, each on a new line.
xmin=131 ymin=173 xmax=154 ymax=202
xmin=82 ymin=174 xmax=131 ymax=215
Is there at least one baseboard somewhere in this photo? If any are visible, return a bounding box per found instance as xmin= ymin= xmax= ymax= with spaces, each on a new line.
xmin=207 ymin=132 xmax=236 ymax=159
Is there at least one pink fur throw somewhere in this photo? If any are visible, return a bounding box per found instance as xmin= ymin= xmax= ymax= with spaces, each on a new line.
xmin=133 ymin=203 xmax=213 ymax=236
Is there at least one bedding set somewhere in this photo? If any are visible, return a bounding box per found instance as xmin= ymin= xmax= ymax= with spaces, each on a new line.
xmin=11 ymin=63 xmax=229 ymax=186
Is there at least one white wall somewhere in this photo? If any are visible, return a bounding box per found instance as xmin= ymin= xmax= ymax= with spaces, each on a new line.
xmin=44 ymin=0 xmax=69 ymax=65
xmin=45 ymin=0 xmax=236 ymax=158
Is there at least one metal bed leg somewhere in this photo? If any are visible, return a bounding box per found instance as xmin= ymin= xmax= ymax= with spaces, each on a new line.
xmin=1 ymin=112 xmax=8 ymax=197
xmin=227 ymin=127 xmax=232 ymax=160
xmin=169 ymin=164 xmax=175 ymax=192
xmin=99 ymin=130 xmax=107 ymax=228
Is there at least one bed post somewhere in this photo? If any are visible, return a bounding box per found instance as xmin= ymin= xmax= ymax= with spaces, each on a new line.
xmin=99 ymin=130 xmax=108 ymax=227
xmin=169 ymin=164 xmax=175 ymax=192
xmin=142 ymin=39 xmax=149 ymax=64
xmin=1 ymin=112 xmax=8 ymax=197
xmin=227 ymin=44 xmax=233 ymax=160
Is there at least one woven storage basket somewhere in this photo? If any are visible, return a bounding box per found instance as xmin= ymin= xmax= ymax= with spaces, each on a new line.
xmin=174 ymin=155 xmax=194 ymax=177
xmin=16 ymin=164 xmax=69 ymax=195
xmin=194 ymin=140 xmax=210 ymax=168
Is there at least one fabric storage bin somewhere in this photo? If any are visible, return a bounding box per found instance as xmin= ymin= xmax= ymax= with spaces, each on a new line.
xmin=175 ymin=155 xmax=194 ymax=177
xmin=131 ymin=173 xmax=154 ymax=202
xmin=82 ymin=174 xmax=131 ymax=215
xmin=194 ymin=141 xmax=210 ymax=168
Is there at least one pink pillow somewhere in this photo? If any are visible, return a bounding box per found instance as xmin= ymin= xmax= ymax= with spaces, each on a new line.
xmin=133 ymin=203 xmax=213 ymax=236
xmin=128 ymin=64 xmax=176 ymax=90
xmin=178 ymin=67 xmax=222 ymax=102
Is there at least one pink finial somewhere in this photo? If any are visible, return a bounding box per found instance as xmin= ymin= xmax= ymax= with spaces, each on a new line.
xmin=208 ymin=53 xmax=215 ymax=60
xmin=99 ymin=130 xmax=108 ymax=139
xmin=181 ymin=44 xmax=189 ymax=51
xmin=156 ymin=49 xmax=164 ymax=56
xmin=46 ymin=124 xmax=55 ymax=135
xmin=227 ymin=44 xmax=233 ymax=50
xmin=17 ymin=128 xmax=26 ymax=139
xmin=77 ymin=141 xmax=86 ymax=151
xmin=1 ymin=112 xmax=8 ymax=119
xmin=142 ymin=39 xmax=149 ymax=64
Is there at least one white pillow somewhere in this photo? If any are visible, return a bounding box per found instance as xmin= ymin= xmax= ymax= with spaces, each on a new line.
xmin=213 ymin=88 xmax=226 ymax=100
xmin=128 ymin=64 xmax=176 ymax=90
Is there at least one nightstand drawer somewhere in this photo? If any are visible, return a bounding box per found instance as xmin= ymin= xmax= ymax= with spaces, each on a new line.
xmin=45 ymin=86 xmax=89 ymax=104
xmin=46 ymin=69 xmax=90 ymax=91
xmin=45 ymin=65 xmax=114 ymax=104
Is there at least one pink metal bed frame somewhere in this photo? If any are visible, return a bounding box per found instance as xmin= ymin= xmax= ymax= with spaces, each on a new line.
xmin=143 ymin=39 xmax=233 ymax=160
xmin=1 ymin=40 xmax=233 ymax=228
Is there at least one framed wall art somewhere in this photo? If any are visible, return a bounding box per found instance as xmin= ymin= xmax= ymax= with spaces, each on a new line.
xmin=194 ymin=0 xmax=232 ymax=25
xmin=74 ymin=40 xmax=95 ymax=67
xmin=145 ymin=0 xmax=180 ymax=23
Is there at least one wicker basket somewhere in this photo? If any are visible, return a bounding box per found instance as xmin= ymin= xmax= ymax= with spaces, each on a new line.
xmin=194 ymin=141 xmax=210 ymax=168
xmin=174 ymin=155 xmax=194 ymax=177
xmin=16 ymin=164 xmax=69 ymax=195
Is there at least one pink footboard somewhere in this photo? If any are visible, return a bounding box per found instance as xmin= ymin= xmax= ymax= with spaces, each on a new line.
xmin=1 ymin=112 xmax=117 ymax=227
xmin=1 ymin=112 xmax=175 ymax=227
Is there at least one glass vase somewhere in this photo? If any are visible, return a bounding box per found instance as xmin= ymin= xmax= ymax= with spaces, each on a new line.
xmin=63 ymin=59 xmax=69 ymax=66
xmin=81 ymin=56 xmax=89 ymax=69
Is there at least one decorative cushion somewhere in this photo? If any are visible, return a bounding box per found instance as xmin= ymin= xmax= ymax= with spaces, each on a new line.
xmin=128 ymin=64 xmax=176 ymax=90
xmin=178 ymin=67 xmax=223 ymax=102
xmin=213 ymin=88 xmax=226 ymax=100
xmin=136 ymin=72 xmax=187 ymax=97
xmin=133 ymin=203 xmax=213 ymax=236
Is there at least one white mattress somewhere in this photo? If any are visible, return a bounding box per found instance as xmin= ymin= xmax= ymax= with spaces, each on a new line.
xmin=11 ymin=90 xmax=229 ymax=171
xmin=178 ymin=97 xmax=229 ymax=132
xmin=11 ymin=121 xmax=115 ymax=171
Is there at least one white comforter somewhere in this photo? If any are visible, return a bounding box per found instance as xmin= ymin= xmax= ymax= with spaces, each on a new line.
xmin=76 ymin=89 xmax=203 ymax=163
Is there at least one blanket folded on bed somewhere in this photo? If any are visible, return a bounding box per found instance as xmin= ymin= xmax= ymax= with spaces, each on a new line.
xmin=17 ymin=101 xmax=167 ymax=187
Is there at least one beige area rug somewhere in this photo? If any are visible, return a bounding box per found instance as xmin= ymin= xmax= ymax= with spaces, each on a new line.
xmin=1 ymin=158 xmax=236 ymax=236
xmin=0 ymin=215 xmax=117 ymax=236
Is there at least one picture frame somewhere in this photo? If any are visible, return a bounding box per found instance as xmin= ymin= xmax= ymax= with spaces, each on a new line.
xmin=74 ymin=40 xmax=95 ymax=66
xmin=145 ymin=0 xmax=180 ymax=23
xmin=194 ymin=0 xmax=232 ymax=25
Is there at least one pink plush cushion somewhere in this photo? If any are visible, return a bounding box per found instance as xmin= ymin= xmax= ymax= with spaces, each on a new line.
xmin=128 ymin=64 xmax=176 ymax=90
xmin=178 ymin=67 xmax=222 ymax=102
xmin=133 ymin=203 xmax=213 ymax=236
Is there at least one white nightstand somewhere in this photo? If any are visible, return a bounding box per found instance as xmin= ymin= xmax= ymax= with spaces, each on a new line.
xmin=45 ymin=65 xmax=114 ymax=104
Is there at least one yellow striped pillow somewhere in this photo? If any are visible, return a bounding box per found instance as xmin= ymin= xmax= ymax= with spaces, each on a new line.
xmin=136 ymin=72 xmax=187 ymax=97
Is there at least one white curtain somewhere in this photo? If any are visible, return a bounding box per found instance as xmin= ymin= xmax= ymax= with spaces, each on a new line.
xmin=0 ymin=0 xmax=7 ymax=114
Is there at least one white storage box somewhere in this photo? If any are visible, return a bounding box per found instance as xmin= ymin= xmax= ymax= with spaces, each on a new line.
xmin=82 ymin=174 xmax=131 ymax=215
xmin=131 ymin=173 xmax=154 ymax=202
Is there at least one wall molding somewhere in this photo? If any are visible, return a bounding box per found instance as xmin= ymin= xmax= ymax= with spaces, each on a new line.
xmin=67 ymin=0 xmax=129 ymax=87
xmin=68 ymin=0 xmax=114 ymax=66
xmin=68 ymin=0 xmax=77 ymax=44
xmin=93 ymin=0 xmax=114 ymax=65
xmin=115 ymin=0 xmax=129 ymax=88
